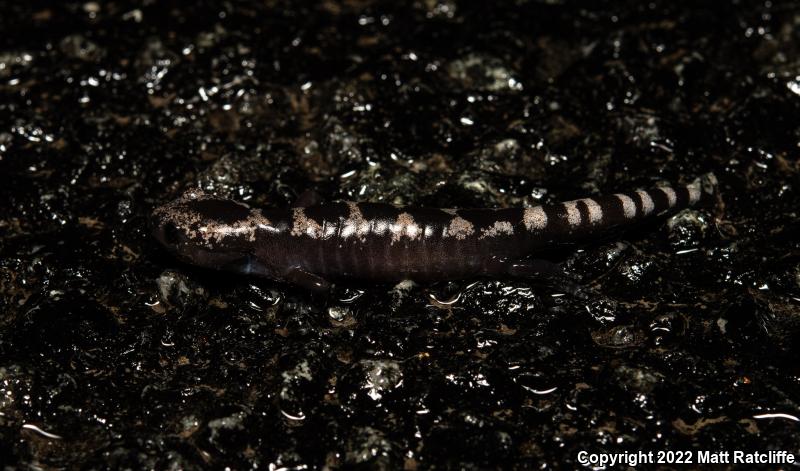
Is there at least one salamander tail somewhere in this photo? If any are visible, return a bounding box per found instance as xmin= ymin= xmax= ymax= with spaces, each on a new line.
xmin=695 ymin=172 xmax=718 ymax=200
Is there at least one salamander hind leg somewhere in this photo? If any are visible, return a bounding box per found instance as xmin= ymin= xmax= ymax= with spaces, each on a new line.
xmin=284 ymin=267 xmax=331 ymax=292
xmin=504 ymin=258 xmax=589 ymax=299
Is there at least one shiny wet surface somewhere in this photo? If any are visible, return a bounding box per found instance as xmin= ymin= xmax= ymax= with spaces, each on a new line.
xmin=1 ymin=1 xmax=800 ymax=468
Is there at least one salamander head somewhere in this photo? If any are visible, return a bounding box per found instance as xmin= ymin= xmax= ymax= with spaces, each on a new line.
xmin=151 ymin=189 xmax=275 ymax=275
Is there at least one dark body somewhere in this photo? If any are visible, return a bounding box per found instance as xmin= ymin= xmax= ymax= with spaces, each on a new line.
xmin=258 ymin=205 xmax=536 ymax=282
xmin=152 ymin=174 xmax=717 ymax=289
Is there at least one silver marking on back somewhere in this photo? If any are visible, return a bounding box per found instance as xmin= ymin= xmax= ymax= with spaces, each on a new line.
xmin=687 ymin=182 xmax=702 ymax=204
xmin=323 ymin=219 xmax=338 ymax=238
xmin=341 ymin=202 xmax=372 ymax=240
xmin=659 ymin=186 xmax=677 ymax=207
xmin=154 ymin=189 xmax=273 ymax=247
xmin=615 ymin=194 xmax=637 ymax=219
xmin=198 ymin=211 xmax=273 ymax=244
xmin=291 ymin=207 xmax=323 ymax=239
xmin=479 ymin=221 xmax=514 ymax=239
xmin=372 ymin=219 xmax=390 ymax=237
xmin=523 ymin=206 xmax=548 ymax=231
xmin=446 ymin=216 xmax=475 ymax=240
xmin=562 ymin=201 xmax=581 ymax=228
xmin=636 ymin=190 xmax=655 ymax=215
xmin=580 ymin=198 xmax=603 ymax=225
xmin=701 ymin=173 xmax=718 ymax=195
xmin=390 ymin=212 xmax=421 ymax=243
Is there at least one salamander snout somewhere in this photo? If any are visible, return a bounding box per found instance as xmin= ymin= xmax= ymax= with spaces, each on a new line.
xmin=152 ymin=218 xmax=186 ymax=248
xmin=150 ymin=190 xmax=203 ymax=250
xmin=150 ymin=190 xmax=273 ymax=273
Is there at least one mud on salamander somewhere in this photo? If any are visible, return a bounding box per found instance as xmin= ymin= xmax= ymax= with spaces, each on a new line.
xmin=151 ymin=174 xmax=718 ymax=290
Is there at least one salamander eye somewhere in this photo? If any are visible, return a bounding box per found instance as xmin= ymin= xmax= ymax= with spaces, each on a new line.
xmin=162 ymin=222 xmax=182 ymax=245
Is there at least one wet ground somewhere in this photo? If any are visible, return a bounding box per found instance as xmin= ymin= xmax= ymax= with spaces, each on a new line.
xmin=2 ymin=0 xmax=800 ymax=469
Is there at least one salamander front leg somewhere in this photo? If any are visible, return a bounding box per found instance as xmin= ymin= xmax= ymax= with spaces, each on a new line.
xmin=506 ymin=258 xmax=564 ymax=278
xmin=485 ymin=256 xmax=563 ymax=280
xmin=284 ymin=266 xmax=331 ymax=292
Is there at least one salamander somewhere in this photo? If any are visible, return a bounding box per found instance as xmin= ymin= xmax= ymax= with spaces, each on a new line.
xmin=151 ymin=173 xmax=718 ymax=290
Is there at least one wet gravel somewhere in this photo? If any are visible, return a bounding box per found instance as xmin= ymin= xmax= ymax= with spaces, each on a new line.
xmin=2 ymin=1 xmax=800 ymax=469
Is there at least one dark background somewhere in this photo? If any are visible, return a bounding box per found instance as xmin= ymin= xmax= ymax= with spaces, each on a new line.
xmin=1 ymin=0 xmax=799 ymax=468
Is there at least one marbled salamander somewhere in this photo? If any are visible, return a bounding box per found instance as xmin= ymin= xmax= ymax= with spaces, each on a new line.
xmin=152 ymin=174 xmax=717 ymax=290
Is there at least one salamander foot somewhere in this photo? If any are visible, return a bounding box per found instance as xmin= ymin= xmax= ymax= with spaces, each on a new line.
xmin=284 ymin=267 xmax=331 ymax=292
xmin=506 ymin=258 xmax=563 ymax=278
xmin=506 ymin=258 xmax=589 ymax=299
